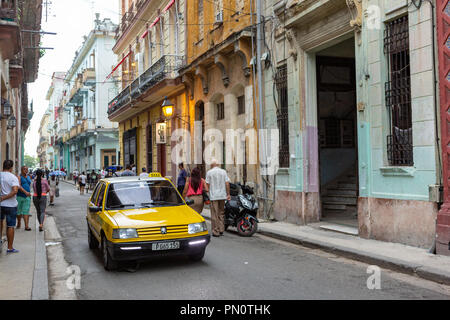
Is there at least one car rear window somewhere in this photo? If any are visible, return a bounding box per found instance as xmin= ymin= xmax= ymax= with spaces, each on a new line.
xmin=105 ymin=180 xmax=184 ymax=209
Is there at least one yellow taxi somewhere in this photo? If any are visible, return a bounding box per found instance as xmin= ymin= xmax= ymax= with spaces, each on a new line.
xmin=86 ymin=173 xmax=210 ymax=270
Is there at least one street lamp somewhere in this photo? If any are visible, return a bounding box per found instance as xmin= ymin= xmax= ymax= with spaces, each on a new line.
xmin=2 ymin=99 xmax=12 ymax=117
xmin=7 ymin=115 xmax=16 ymax=129
xmin=161 ymin=96 xmax=174 ymax=118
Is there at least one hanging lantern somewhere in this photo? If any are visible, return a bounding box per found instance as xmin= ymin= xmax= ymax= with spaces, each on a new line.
xmin=2 ymin=99 xmax=12 ymax=117
xmin=7 ymin=115 xmax=16 ymax=129
xmin=161 ymin=96 xmax=174 ymax=118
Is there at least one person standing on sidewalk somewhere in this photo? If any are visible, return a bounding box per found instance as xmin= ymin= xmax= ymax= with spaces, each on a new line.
xmin=121 ymin=165 xmax=135 ymax=176
xmin=177 ymin=163 xmax=188 ymax=197
xmin=205 ymin=159 xmax=230 ymax=237
xmin=183 ymin=167 xmax=208 ymax=214
xmin=32 ymin=169 xmax=50 ymax=232
xmin=16 ymin=166 xmax=32 ymax=231
xmin=0 ymin=160 xmax=20 ymax=253
xmin=78 ymin=172 xmax=87 ymax=195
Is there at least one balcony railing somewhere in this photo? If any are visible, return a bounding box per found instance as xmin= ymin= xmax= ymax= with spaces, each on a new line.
xmin=82 ymin=68 xmax=95 ymax=85
xmin=108 ymin=55 xmax=184 ymax=115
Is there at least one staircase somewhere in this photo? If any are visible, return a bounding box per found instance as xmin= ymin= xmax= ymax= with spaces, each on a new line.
xmin=321 ymin=167 xmax=358 ymax=222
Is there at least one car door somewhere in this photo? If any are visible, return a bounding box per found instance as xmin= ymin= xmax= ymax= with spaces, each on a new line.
xmin=91 ymin=182 xmax=107 ymax=237
xmin=88 ymin=182 xmax=104 ymax=239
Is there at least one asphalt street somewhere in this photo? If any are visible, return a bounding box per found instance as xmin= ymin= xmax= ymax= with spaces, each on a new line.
xmin=45 ymin=181 xmax=450 ymax=300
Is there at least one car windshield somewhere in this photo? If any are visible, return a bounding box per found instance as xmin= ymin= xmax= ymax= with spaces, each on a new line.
xmin=105 ymin=180 xmax=184 ymax=209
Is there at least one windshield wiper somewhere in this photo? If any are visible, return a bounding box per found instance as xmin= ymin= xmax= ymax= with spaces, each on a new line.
xmin=107 ymin=204 xmax=136 ymax=209
xmin=138 ymin=201 xmax=180 ymax=207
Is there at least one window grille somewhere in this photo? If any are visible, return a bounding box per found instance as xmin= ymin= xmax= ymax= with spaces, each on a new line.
xmin=216 ymin=102 xmax=224 ymax=120
xmin=276 ymin=64 xmax=289 ymax=168
xmin=384 ymin=16 xmax=413 ymax=166
xmin=237 ymin=95 xmax=245 ymax=115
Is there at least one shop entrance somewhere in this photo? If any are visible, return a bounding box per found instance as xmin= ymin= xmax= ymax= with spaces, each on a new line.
xmin=316 ymin=38 xmax=358 ymax=227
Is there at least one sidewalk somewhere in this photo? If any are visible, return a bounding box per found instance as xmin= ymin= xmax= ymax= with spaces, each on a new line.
xmin=0 ymin=204 xmax=48 ymax=300
xmin=201 ymin=208 xmax=450 ymax=285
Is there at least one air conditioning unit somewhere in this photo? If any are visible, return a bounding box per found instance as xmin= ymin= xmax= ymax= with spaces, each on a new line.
xmin=215 ymin=10 xmax=223 ymax=24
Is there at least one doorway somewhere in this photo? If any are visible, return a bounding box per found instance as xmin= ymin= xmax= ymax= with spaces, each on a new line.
xmin=316 ymin=38 xmax=358 ymax=227
xmin=195 ymin=101 xmax=206 ymax=178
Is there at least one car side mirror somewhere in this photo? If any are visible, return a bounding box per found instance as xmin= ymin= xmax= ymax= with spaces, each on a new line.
xmin=89 ymin=205 xmax=102 ymax=213
xmin=185 ymin=199 xmax=194 ymax=205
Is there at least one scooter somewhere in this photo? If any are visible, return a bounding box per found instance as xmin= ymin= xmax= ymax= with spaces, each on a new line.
xmin=224 ymin=183 xmax=259 ymax=237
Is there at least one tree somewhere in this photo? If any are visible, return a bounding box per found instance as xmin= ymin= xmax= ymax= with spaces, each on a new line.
xmin=24 ymin=154 xmax=38 ymax=168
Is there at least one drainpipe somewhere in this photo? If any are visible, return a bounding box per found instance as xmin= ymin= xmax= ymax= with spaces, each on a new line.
xmin=256 ymin=0 xmax=268 ymax=218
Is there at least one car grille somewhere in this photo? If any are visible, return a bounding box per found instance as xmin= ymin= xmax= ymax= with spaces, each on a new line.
xmin=137 ymin=225 xmax=188 ymax=240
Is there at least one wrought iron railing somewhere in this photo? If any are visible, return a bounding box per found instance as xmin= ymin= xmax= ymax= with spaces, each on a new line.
xmin=384 ymin=15 xmax=413 ymax=166
xmin=108 ymin=55 xmax=184 ymax=115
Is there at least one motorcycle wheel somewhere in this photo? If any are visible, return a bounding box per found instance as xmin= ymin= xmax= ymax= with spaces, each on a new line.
xmin=236 ymin=217 xmax=257 ymax=237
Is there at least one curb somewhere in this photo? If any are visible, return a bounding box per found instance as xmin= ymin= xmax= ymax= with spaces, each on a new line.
xmin=31 ymin=216 xmax=49 ymax=300
xmin=202 ymin=214 xmax=450 ymax=286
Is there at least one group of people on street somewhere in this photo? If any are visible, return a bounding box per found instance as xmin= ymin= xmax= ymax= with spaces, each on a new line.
xmin=0 ymin=160 xmax=57 ymax=254
xmin=178 ymin=160 xmax=231 ymax=237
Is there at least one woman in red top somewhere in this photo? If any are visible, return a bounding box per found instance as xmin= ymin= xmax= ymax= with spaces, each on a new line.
xmin=182 ymin=167 xmax=208 ymax=214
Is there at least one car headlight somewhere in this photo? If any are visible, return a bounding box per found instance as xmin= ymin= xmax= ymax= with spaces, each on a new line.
xmin=112 ymin=228 xmax=138 ymax=239
xmin=188 ymin=222 xmax=207 ymax=234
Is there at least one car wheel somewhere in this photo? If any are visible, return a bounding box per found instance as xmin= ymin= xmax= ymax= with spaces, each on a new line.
xmin=87 ymin=224 xmax=99 ymax=250
xmin=188 ymin=248 xmax=205 ymax=262
xmin=102 ymin=235 xmax=117 ymax=271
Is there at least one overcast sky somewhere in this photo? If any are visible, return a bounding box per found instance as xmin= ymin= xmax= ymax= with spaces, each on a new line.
xmin=25 ymin=0 xmax=119 ymax=157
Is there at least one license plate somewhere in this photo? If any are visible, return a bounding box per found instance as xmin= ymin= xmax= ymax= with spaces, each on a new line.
xmin=152 ymin=241 xmax=180 ymax=251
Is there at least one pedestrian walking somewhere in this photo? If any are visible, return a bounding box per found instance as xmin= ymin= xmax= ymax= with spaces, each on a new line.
xmin=48 ymin=175 xmax=57 ymax=206
xmin=79 ymin=172 xmax=87 ymax=195
xmin=0 ymin=160 xmax=20 ymax=253
xmin=205 ymin=159 xmax=230 ymax=237
xmin=16 ymin=165 xmax=32 ymax=231
xmin=177 ymin=163 xmax=188 ymax=196
xmin=121 ymin=164 xmax=135 ymax=176
xmin=139 ymin=167 xmax=149 ymax=178
xmin=182 ymin=167 xmax=208 ymax=214
xmin=32 ymin=169 xmax=50 ymax=232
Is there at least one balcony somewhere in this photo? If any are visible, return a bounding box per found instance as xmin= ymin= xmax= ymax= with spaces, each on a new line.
xmin=108 ymin=55 xmax=184 ymax=120
xmin=82 ymin=118 xmax=95 ymax=131
xmin=82 ymin=68 xmax=95 ymax=85
xmin=9 ymin=55 xmax=23 ymax=88
xmin=0 ymin=0 xmax=20 ymax=60
xmin=67 ymin=74 xmax=86 ymax=106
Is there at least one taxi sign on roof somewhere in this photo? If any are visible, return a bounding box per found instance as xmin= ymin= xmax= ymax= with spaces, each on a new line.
xmin=149 ymin=172 xmax=162 ymax=177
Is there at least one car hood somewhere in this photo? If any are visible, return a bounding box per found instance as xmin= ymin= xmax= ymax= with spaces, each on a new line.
xmin=107 ymin=205 xmax=204 ymax=228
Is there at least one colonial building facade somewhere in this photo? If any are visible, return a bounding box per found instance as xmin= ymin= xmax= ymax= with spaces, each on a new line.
xmin=0 ymin=0 xmax=41 ymax=172
xmin=108 ymin=0 xmax=187 ymax=179
xmin=263 ymin=0 xmax=442 ymax=249
xmin=60 ymin=16 xmax=119 ymax=174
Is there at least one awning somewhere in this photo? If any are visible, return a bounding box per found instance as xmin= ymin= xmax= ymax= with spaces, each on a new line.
xmin=104 ymin=51 xmax=131 ymax=82
xmin=163 ymin=0 xmax=175 ymax=12
xmin=150 ymin=16 xmax=160 ymax=28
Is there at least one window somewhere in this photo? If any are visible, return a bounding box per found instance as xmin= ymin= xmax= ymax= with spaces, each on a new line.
xmin=105 ymin=180 xmax=184 ymax=209
xmin=216 ymin=102 xmax=225 ymax=120
xmin=237 ymin=95 xmax=245 ymax=115
xmin=96 ymin=183 xmax=106 ymax=208
xmin=384 ymin=16 xmax=413 ymax=166
xmin=275 ymin=64 xmax=289 ymax=168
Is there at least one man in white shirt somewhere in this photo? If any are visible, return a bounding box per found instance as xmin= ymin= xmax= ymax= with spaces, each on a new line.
xmin=0 ymin=160 xmax=20 ymax=253
xmin=139 ymin=167 xmax=149 ymax=178
xmin=78 ymin=172 xmax=87 ymax=195
xmin=205 ymin=159 xmax=230 ymax=237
